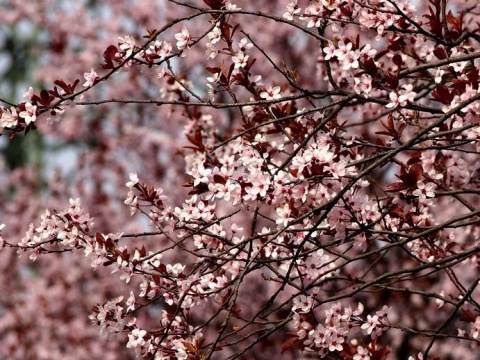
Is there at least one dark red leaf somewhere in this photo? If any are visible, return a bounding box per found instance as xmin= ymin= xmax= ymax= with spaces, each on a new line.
xmin=467 ymin=68 xmax=479 ymax=89
xmin=280 ymin=336 xmax=300 ymax=354
xmin=203 ymin=0 xmax=224 ymax=10
xmin=431 ymin=84 xmax=453 ymax=105
xmin=362 ymin=57 xmax=378 ymax=77
xmin=102 ymin=45 xmax=118 ymax=69
xmin=385 ymin=182 xmax=407 ymax=192
xmin=389 ymin=205 xmax=405 ymax=218
xmin=392 ymin=54 xmax=403 ymax=67
xmin=433 ymin=46 xmax=447 ymax=60
xmin=409 ymin=163 xmax=424 ymax=184
xmin=205 ymin=66 xmax=222 ymax=74
xmin=460 ymin=308 xmax=476 ymax=323
xmin=385 ymin=72 xmax=399 ymax=89
xmin=213 ymin=174 xmax=227 ymax=185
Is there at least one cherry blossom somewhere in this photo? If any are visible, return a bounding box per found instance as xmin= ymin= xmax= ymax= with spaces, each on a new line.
xmin=353 ymin=74 xmax=373 ymax=97
xmin=18 ymin=102 xmax=37 ymax=125
xmin=283 ymin=1 xmax=301 ymax=21
xmin=126 ymin=328 xmax=147 ymax=349
xmin=125 ymin=172 xmax=139 ymax=189
xmin=237 ymin=37 xmax=252 ymax=53
xmin=323 ymin=41 xmax=336 ymax=61
xmin=0 ymin=106 xmax=19 ymax=128
xmin=207 ymin=24 xmax=221 ymax=45
xmin=292 ymin=295 xmax=314 ymax=313
xmin=175 ymin=26 xmax=191 ymax=50
xmin=188 ymin=163 xmax=212 ymax=186
xmin=225 ymin=1 xmax=241 ymax=10
xmin=118 ymin=35 xmax=136 ymax=58
xmin=299 ymin=3 xmax=322 ymax=28
xmin=259 ymin=84 xmax=281 ymax=100
xmin=83 ymin=68 xmax=99 ymax=87
xmin=342 ymin=50 xmax=360 ymax=70
xmin=231 ymin=50 xmax=249 ymax=69
xmin=386 ymin=84 xmax=417 ymax=108
xmin=361 ymin=315 xmax=381 ymax=337
xmin=353 ymin=346 xmax=371 ymax=360
xmin=1 ymin=1 xmax=480 ymax=359
xmin=412 ymin=181 xmax=436 ymax=203
xmin=205 ymin=42 xmax=218 ymax=59
xmin=334 ymin=41 xmax=353 ymax=61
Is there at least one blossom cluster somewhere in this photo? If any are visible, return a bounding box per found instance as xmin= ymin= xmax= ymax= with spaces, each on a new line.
xmin=1 ymin=0 xmax=480 ymax=359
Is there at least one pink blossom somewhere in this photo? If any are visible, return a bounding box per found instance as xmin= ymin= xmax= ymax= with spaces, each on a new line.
xmin=232 ymin=50 xmax=249 ymax=69
xmin=207 ymin=24 xmax=221 ymax=44
xmin=205 ymin=42 xmax=218 ymax=59
xmin=323 ymin=42 xmax=336 ymax=60
xmin=361 ymin=314 xmax=380 ymax=337
xmin=469 ymin=316 xmax=480 ymax=339
xmin=18 ymin=102 xmax=37 ymax=125
xmin=118 ymin=35 xmax=136 ymax=58
xmin=292 ymin=295 xmax=314 ymax=313
xmin=225 ymin=1 xmax=241 ymax=10
xmin=126 ymin=328 xmax=147 ymax=349
xmin=353 ymin=74 xmax=373 ymax=97
xmin=126 ymin=291 xmax=136 ymax=312
xmin=412 ymin=181 xmax=436 ymax=203
xmin=2 ymin=2 xmax=480 ymax=359
xmin=387 ymin=84 xmax=417 ymax=108
xmin=125 ymin=172 xmax=139 ymax=188
xmin=83 ymin=68 xmax=99 ymax=87
xmin=188 ymin=163 xmax=212 ymax=186
xmin=175 ymin=26 xmax=191 ymax=50
xmin=23 ymin=86 xmax=34 ymax=100
xmin=334 ymin=41 xmax=353 ymax=61
xmin=452 ymin=60 xmax=467 ymax=73
xmin=300 ymin=4 xmax=321 ymax=28
xmin=244 ymin=172 xmax=271 ymax=201
xmin=237 ymin=37 xmax=253 ymax=52
xmin=162 ymin=41 xmax=173 ymax=58
xmin=342 ymin=50 xmax=360 ymax=70
xmin=283 ymin=1 xmax=301 ymax=21
xmin=361 ymin=43 xmax=377 ymax=57
xmin=0 ymin=107 xmax=19 ymax=128
xmin=398 ymin=84 xmax=417 ymax=104
xmin=434 ymin=68 xmax=445 ymax=84
xmin=327 ymin=332 xmax=344 ymax=352
xmin=353 ymin=346 xmax=371 ymax=360
xmin=259 ymin=84 xmax=281 ymax=100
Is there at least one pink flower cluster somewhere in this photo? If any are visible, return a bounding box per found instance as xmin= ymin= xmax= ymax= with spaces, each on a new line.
xmin=1 ymin=0 xmax=480 ymax=359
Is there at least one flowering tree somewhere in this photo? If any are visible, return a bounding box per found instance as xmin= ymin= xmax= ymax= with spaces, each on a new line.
xmin=1 ymin=0 xmax=480 ymax=358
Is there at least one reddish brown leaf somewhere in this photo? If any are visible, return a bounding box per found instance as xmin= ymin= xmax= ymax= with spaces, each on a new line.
xmin=280 ymin=336 xmax=300 ymax=354
xmin=431 ymin=84 xmax=453 ymax=105
xmin=460 ymin=308 xmax=476 ymax=323
xmin=101 ymin=45 xmax=118 ymax=69
xmin=213 ymin=174 xmax=227 ymax=185
xmin=385 ymin=182 xmax=407 ymax=192
xmin=467 ymin=68 xmax=479 ymax=89
xmin=433 ymin=46 xmax=447 ymax=60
